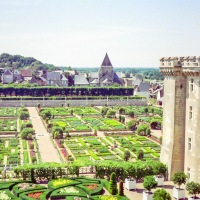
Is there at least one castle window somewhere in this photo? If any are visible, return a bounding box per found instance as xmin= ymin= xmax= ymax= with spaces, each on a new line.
xmin=190 ymin=79 xmax=194 ymax=92
xmin=189 ymin=106 xmax=193 ymax=119
xmin=187 ymin=167 xmax=191 ymax=180
xmin=188 ymin=138 xmax=192 ymax=150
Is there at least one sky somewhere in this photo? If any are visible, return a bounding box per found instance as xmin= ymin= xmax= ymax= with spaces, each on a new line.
xmin=0 ymin=0 xmax=200 ymax=68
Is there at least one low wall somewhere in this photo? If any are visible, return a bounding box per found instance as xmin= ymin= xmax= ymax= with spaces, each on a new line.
xmin=0 ymin=99 xmax=147 ymax=107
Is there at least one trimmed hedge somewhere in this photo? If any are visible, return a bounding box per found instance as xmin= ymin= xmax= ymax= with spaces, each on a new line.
xmin=0 ymin=189 xmax=20 ymax=200
xmin=12 ymin=183 xmax=46 ymax=196
xmin=50 ymin=186 xmax=87 ymax=199
xmin=77 ymin=183 xmax=103 ymax=196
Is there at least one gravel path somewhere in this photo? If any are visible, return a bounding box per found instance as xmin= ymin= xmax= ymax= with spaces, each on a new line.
xmin=28 ymin=107 xmax=61 ymax=163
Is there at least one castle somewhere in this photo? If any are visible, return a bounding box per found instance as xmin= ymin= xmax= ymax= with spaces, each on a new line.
xmin=160 ymin=56 xmax=200 ymax=182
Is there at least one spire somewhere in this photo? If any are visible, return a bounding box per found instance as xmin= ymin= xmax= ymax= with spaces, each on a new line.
xmin=101 ymin=53 xmax=112 ymax=67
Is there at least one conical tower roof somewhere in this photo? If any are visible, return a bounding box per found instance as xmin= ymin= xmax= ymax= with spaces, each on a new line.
xmin=101 ymin=53 xmax=112 ymax=67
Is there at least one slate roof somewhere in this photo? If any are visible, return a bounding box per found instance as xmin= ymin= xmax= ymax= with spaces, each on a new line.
xmin=90 ymin=79 xmax=99 ymax=84
xmin=102 ymin=78 xmax=111 ymax=83
xmin=116 ymin=72 xmax=122 ymax=78
xmin=90 ymin=72 xmax=99 ymax=78
xmin=138 ymin=82 xmax=150 ymax=92
xmin=101 ymin=53 xmax=112 ymax=67
xmin=61 ymin=75 xmax=68 ymax=80
xmin=133 ymin=79 xmax=142 ymax=86
xmin=29 ymin=77 xmax=38 ymax=84
xmin=74 ymin=75 xmax=89 ymax=85
xmin=46 ymin=71 xmax=61 ymax=81
xmin=113 ymin=72 xmax=123 ymax=84
xmin=4 ymin=70 xmax=12 ymax=75
xmin=20 ymin=69 xmax=32 ymax=77
xmin=40 ymin=76 xmax=46 ymax=82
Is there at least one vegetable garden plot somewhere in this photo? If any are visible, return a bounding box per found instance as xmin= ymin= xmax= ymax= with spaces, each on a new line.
xmin=0 ymin=138 xmax=20 ymax=165
xmin=73 ymin=107 xmax=100 ymax=115
xmin=51 ymin=117 xmax=91 ymax=132
xmin=0 ymin=119 xmax=17 ymax=132
xmin=0 ymin=108 xmax=17 ymax=117
xmin=64 ymin=137 xmax=118 ymax=161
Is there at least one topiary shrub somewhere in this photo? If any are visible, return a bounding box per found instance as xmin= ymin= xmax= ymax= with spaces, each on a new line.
xmin=137 ymin=149 xmax=144 ymax=160
xmin=19 ymin=111 xmax=29 ymax=120
xmin=106 ymin=110 xmax=116 ymax=118
xmin=186 ymin=181 xmax=200 ymax=199
xmin=137 ymin=124 xmax=150 ymax=136
xmin=21 ymin=122 xmax=33 ymax=131
xmin=124 ymin=150 xmax=131 ymax=161
xmin=118 ymin=180 xmax=124 ymax=196
xmin=153 ymin=188 xmax=171 ymax=200
xmin=21 ymin=128 xmax=34 ymax=139
xmin=126 ymin=120 xmax=136 ymax=131
xmin=172 ymin=171 xmax=187 ymax=189
xmin=143 ymin=176 xmax=157 ymax=192
xmin=109 ymin=172 xmax=118 ymax=195
xmin=119 ymin=107 xmax=125 ymax=115
xmin=127 ymin=110 xmax=134 ymax=118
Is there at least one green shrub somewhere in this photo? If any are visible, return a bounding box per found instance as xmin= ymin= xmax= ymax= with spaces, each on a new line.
xmin=153 ymin=188 xmax=171 ymax=200
xmin=186 ymin=181 xmax=200 ymax=198
xmin=19 ymin=111 xmax=29 ymax=120
xmin=137 ymin=124 xmax=149 ymax=135
xmin=124 ymin=150 xmax=130 ymax=161
xmin=119 ymin=107 xmax=125 ymax=115
xmin=40 ymin=110 xmax=52 ymax=120
xmin=21 ymin=128 xmax=34 ymax=139
xmin=126 ymin=120 xmax=136 ymax=131
xmin=106 ymin=110 xmax=116 ymax=118
xmin=137 ymin=149 xmax=144 ymax=160
xmin=21 ymin=122 xmax=33 ymax=131
xmin=109 ymin=172 xmax=118 ymax=195
xmin=172 ymin=171 xmax=187 ymax=189
xmin=118 ymin=180 xmax=124 ymax=196
xmin=143 ymin=176 xmax=157 ymax=192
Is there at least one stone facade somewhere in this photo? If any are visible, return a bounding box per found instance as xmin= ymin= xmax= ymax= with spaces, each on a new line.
xmin=160 ymin=56 xmax=200 ymax=182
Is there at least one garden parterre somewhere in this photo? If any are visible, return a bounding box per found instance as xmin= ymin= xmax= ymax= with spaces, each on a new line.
xmin=0 ymin=119 xmax=17 ymax=132
xmin=0 ymin=138 xmax=20 ymax=166
xmin=0 ymin=108 xmax=18 ymax=117
xmin=63 ymin=134 xmax=160 ymax=162
xmin=64 ymin=137 xmax=119 ymax=161
xmin=0 ymin=177 xmax=129 ymax=200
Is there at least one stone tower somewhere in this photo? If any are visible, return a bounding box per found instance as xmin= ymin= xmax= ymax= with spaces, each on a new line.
xmin=99 ymin=53 xmax=114 ymax=85
xmin=160 ymin=56 xmax=200 ymax=182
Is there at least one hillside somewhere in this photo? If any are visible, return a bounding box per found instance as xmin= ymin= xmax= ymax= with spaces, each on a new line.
xmin=0 ymin=53 xmax=57 ymax=70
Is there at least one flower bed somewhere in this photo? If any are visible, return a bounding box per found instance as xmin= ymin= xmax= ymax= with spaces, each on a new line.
xmin=19 ymin=189 xmax=47 ymax=200
xmin=12 ymin=183 xmax=46 ymax=196
xmin=50 ymin=186 xmax=87 ymax=199
xmin=48 ymin=178 xmax=81 ymax=190
xmin=0 ymin=177 xmax=129 ymax=200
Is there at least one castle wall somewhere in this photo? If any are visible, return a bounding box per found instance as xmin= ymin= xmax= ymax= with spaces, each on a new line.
xmin=160 ymin=56 xmax=200 ymax=182
xmin=160 ymin=74 xmax=186 ymax=179
xmin=185 ymin=76 xmax=200 ymax=182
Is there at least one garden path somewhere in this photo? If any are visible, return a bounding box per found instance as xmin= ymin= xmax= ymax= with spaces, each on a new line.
xmin=5 ymin=140 xmax=9 ymax=148
xmin=3 ymin=155 xmax=7 ymax=165
xmin=28 ymin=107 xmax=61 ymax=163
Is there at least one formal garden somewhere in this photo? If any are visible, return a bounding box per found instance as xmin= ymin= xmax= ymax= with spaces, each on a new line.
xmin=0 ymin=160 xmax=168 ymax=200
